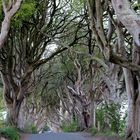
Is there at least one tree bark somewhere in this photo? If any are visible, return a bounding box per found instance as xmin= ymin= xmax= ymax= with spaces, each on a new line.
xmin=6 ymin=98 xmax=23 ymax=126
xmin=123 ymin=68 xmax=140 ymax=140
xmin=1 ymin=72 xmax=28 ymax=127
xmin=111 ymin=0 xmax=140 ymax=47
xmin=89 ymin=100 xmax=96 ymax=128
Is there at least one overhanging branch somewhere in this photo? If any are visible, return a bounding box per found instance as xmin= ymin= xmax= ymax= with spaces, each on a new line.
xmin=110 ymin=53 xmax=140 ymax=72
xmin=112 ymin=0 xmax=140 ymax=46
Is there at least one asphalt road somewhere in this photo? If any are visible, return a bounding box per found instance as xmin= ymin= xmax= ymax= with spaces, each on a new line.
xmin=27 ymin=132 xmax=87 ymax=140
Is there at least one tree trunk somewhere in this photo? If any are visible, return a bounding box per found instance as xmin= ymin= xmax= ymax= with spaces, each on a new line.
xmin=89 ymin=100 xmax=96 ymax=128
xmin=6 ymin=99 xmax=23 ymax=126
xmin=123 ymin=68 xmax=140 ymax=140
xmin=1 ymin=72 xmax=26 ymax=127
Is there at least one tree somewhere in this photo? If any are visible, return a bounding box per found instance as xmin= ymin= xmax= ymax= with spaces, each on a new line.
xmin=0 ymin=0 xmax=88 ymax=128
xmin=87 ymin=0 xmax=140 ymax=139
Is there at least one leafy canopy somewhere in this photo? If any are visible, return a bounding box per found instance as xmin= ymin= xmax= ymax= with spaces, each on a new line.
xmin=13 ymin=1 xmax=36 ymax=26
xmin=0 ymin=0 xmax=36 ymax=27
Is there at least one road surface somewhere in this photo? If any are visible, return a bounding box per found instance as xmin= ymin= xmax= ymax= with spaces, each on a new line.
xmin=21 ymin=132 xmax=120 ymax=140
xmin=27 ymin=132 xmax=87 ymax=140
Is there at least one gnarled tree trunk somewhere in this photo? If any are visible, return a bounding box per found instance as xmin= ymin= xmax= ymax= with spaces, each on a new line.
xmin=123 ymin=68 xmax=140 ymax=140
xmin=1 ymin=71 xmax=30 ymax=127
xmin=87 ymin=0 xmax=140 ymax=139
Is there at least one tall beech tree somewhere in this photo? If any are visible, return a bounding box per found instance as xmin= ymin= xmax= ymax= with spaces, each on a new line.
xmin=87 ymin=0 xmax=140 ymax=139
xmin=0 ymin=0 xmax=88 ymax=127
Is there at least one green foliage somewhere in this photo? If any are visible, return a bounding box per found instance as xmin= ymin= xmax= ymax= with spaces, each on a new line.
xmin=13 ymin=1 xmax=36 ymax=27
xmin=0 ymin=0 xmax=36 ymax=26
xmin=0 ymin=127 xmax=20 ymax=140
xmin=71 ymin=0 xmax=84 ymax=13
xmin=132 ymin=3 xmax=140 ymax=11
xmin=96 ymin=109 xmax=104 ymax=130
xmin=89 ymin=127 xmax=119 ymax=137
xmin=24 ymin=123 xmax=38 ymax=134
xmin=89 ymin=127 xmax=98 ymax=135
xmin=96 ymin=130 xmax=117 ymax=137
xmin=60 ymin=57 xmax=75 ymax=75
xmin=0 ymin=88 xmax=4 ymax=111
xmin=0 ymin=1 xmax=2 ymax=21
xmin=30 ymin=124 xmax=38 ymax=134
xmin=119 ymin=112 xmax=127 ymax=137
xmin=0 ymin=122 xmax=4 ymax=130
xmin=96 ymin=103 xmax=121 ymax=133
xmin=0 ymin=88 xmax=5 ymax=128
xmin=43 ymin=124 xmax=50 ymax=131
xmin=89 ymin=127 xmax=123 ymax=139
xmin=61 ymin=120 xmax=78 ymax=132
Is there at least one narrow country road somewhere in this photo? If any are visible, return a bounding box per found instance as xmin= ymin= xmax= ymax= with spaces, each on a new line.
xmin=21 ymin=132 xmax=121 ymax=140
xmin=27 ymin=132 xmax=87 ymax=140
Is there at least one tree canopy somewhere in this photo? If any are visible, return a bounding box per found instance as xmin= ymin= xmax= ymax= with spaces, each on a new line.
xmin=0 ymin=0 xmax=140 ymax=140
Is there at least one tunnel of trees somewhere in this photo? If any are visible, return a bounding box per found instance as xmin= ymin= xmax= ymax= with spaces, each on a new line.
xmin=0 ymin=0 xmax=140 ymax=140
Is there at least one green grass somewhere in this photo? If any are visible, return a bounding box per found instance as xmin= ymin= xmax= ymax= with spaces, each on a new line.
xmin=89 ymin=127 xmax=98 ymax=135
xmin=0 ymin=127 xmax=20 ymax=140
xmin=89 ymin=127 xmax=125 ymax=140
xmin=96 ymin=131 xmax=118 ymax=137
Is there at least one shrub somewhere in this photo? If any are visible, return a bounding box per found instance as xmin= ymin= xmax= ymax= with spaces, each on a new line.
xmin=43 ymin=124 xmax=50 ymax=131
xmin=61 ymin=120 xmax=78 ymax=132
xmin=30 ymin=124 xmax=38 ymax=134
xmin=89 ymin=127 xmax=98 ymax=135
xmin=119 ymin=112 xmax=127 ymax=138
xmin=0 ymin=120 xmax=5 ymax=128
xmin=99 ymin=130 xmax=117 ymax=137
xmin=24 ymin=123 xmax=38 ymax=134
xmin=0 ymin=127 xmax=20 ymax=140
xmin=96 ymin=103 xmax=121 ymax=133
